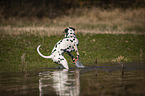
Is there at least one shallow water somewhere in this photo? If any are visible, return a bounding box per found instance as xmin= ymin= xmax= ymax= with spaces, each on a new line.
xmin=0 ymin=62 xmax=145 ymax=96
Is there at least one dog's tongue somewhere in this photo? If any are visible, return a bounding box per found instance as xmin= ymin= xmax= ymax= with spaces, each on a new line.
xmin=75 ymin=60 xmax=85 ymax=68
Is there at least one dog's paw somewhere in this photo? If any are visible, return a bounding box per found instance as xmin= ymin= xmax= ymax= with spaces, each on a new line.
xmin=73 ymin=57 xmax=78 ymax=64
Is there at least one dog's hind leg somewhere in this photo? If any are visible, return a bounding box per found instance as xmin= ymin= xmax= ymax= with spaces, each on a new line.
xmin=59 ymin=57 xmax=69 ymax=69
xmin=53 ymin=56 xmax=69 ymax=69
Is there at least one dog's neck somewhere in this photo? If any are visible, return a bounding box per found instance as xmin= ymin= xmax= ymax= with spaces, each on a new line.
xmin=65 ymin=35 xmax=76 ymax=38
xmin=65 ymin=32 xmax=76 ymax=38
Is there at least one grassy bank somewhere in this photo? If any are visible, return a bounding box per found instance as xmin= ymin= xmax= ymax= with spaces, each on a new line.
xmin=0 ymin=33 xmax=144 ymax=72
xmin=0 ymin=8 xmax=145 ymax=72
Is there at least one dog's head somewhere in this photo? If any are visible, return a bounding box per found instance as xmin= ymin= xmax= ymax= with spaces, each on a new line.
xmin=64 ymin=27 xmax=76 ymax=38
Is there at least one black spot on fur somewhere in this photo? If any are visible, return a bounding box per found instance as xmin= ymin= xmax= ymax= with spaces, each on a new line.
xmin=60 ymin=58 xmax=64 ymax=60
xmin=52 ymin=49 xmax=56 ymax=53
xmin=70 ymin=40 xmax=73 ymax=42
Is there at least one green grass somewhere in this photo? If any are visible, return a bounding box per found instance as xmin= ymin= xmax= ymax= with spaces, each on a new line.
xmin=0 ymin=8 xmax=145 ymax=72
xmin=0 ymin=33 xmax=144 ymax=72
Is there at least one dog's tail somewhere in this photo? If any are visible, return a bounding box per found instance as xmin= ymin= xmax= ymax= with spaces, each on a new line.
xmin=37 ymin=45 xmax=52 ymax=59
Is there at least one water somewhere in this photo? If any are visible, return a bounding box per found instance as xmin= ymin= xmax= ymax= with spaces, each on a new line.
xmin=0 ymin=62 xmax=145 ymax=96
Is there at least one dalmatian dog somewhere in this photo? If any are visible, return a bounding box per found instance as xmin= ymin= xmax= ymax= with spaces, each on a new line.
xmin=37 ymin=27 xmax=79 ymax=69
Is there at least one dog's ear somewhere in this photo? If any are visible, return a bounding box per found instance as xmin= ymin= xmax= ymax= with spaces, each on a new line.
xmin=64 ymin=28 xmax=69 ymax=33
xmin=69 ymin=27 xmax=75 ymax=31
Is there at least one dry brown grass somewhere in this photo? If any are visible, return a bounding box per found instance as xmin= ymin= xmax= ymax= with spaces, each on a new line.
xmin=0 ymin=8 xmax=145 ymax=36
xmin=112 ymin=55 xmax=128 ymax=63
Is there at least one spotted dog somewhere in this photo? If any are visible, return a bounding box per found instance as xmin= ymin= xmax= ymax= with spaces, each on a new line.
xmin=37 ymin=27 xmax=79 ymax=69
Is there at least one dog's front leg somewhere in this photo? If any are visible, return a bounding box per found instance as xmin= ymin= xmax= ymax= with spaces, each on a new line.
xmin=74 ymin=45 xmax=79 ymax=58
xmin=66 ymin=51 xmax=74 ymax=60
xmin=72 ymin=45 xmax=79 ymax=63
xmin=66 ymin=51 xmax=77 ymax=64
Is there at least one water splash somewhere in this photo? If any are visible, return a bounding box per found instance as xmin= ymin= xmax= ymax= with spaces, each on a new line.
xmin=75 ymin=60 xmax=85 ymax=68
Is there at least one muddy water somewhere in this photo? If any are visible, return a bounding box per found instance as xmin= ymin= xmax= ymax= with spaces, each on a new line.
xmin=0 ymin=62 xmax=145 ymax=96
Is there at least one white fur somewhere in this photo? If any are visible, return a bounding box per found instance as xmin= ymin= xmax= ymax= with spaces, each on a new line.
xmin=37 ymin=27 xmax=79 ymax=69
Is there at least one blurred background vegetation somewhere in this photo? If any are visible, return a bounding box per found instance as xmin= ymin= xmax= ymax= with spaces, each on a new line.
xmin=0 ymin=0 xmax=145 ymax=19
xmin=0 ymin=0 xmax=145 ymax=34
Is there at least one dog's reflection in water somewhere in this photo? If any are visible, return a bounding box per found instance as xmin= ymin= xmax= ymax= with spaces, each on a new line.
xmin=39 ymin=69 xmax=80 ymax=96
